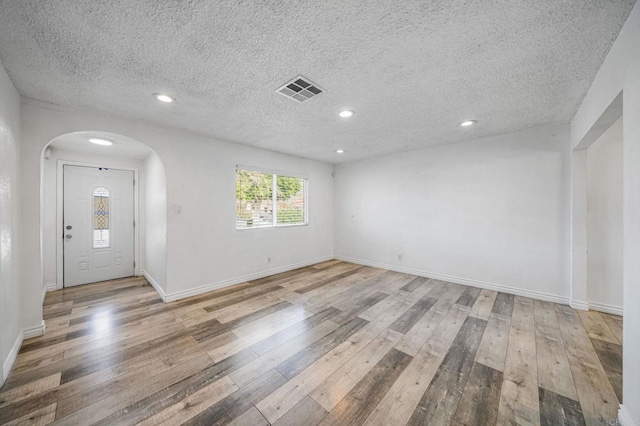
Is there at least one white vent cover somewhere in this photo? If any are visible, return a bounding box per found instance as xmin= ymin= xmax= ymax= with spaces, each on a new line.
xmin=276 ymin=76 xmax=323 ymax=103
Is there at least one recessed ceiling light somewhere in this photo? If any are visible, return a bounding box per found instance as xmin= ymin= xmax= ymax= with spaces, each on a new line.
xmin=89 ymin=138 xmax=113 ymax=146
xmin=339 ymin=110 xmax=354 ymax=118
xmin=336 ymin=149 xmax=345 ymax=153
xmin=460 ymin=120 xmax=477 ymax=127
xmin=154 ymin=93 xmax=176 ymax=103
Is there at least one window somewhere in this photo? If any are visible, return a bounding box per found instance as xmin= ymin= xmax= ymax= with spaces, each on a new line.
xmin=93 ymin=187 xmax=110 ymax=247
xmin=236 ymin=168 xmax=308 ymax=229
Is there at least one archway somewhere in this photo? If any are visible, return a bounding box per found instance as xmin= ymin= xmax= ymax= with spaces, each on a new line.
xmin=40 ymin=131 xmax=167 ymax=295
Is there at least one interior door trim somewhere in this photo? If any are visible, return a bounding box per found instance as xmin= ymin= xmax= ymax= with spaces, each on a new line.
xmin=56 ymin=160 xmax=140 ymax=290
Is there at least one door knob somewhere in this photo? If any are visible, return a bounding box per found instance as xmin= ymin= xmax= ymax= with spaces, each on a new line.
xmin=65 ymin=234 xmax=72 ymax=239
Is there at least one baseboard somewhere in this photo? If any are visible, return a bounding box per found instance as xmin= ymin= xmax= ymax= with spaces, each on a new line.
xmin=2 ymin=320 xmax=46 ymax=386
xmin=41 ymin=283 xmax=57 ymax=305
xmin=1 ymin=331 xmax=23 ymax=386
xmin=570 ymin=300 xmax=590 ymax=311
xmin=150 ymin=255 xmax=334 ymax=303
xmin=334 ymin=255 xmax=570 ymax=305
xmin=588 ymin=301 xmax=623 ymax=316
xmin=618 ymin=405 xmax=636 ymax=426
xmin=23 ymin=321 xmax=46 ymax=339
xmin=143 ymin=270 xmax=168 ymax=302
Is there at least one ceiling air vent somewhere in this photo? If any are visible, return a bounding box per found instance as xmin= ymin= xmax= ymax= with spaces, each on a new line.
xmin=276 ymin=76 xmax=323 ymax=103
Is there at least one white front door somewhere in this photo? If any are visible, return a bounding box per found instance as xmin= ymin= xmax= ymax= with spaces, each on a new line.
xmin=63 ymin=165 xmax=135 ymax=287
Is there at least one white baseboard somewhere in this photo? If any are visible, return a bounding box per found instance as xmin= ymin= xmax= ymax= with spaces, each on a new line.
xmin=618 ymin=405 xmax=637 ymax=426
xmin=145 ymin=255 xmax=334 ymax=303
xmin=2 ymin=331 xmax=23 ymax=386
xmin=588 ymin=301 xmax=623 ymax=316
xmin=143 ymin=270 xmax=168 ymax=302
xmin=23 ymin=321 xmax=46 ymax=339
xmin=2 ymin=320 xmax=47 ymax=386
xmin=334 ymin=255 xmax=570 ymax=305
xmin=41 ymin=283 xmax=57 ymax=305
xmin=570 ymin=300 xmax=590 ymax=311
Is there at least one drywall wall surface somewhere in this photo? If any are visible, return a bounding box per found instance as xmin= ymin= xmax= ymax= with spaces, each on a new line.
xmin=161 ymin=137 xmax=334 ymax=297
xmin=571 ymin=2 xmax=639 ymax=419
xmin=42 ymin=148 xmax=145 ymax=289
xmin=587 ymin=118 xmax=623 ymax=312
xmin=19 ymin=100 xmax=333 ymax=322
xmin=144 ymin=151 xmax=167 ymax=292
xmin=334 ymin=125 xmax=571 ymax=301
xmin=0 ymin=62 xmax=22 ymax=384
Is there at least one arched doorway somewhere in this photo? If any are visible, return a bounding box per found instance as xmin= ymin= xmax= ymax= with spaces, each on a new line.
xmin=40 ymin=131 xmax=167 ymax=290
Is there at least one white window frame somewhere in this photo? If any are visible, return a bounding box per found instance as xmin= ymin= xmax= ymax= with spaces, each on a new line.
xmin=235 ymin=165 xmax=309 ymax=230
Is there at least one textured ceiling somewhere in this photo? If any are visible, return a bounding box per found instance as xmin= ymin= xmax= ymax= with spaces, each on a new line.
xmin=0 ymin=1 xmax=635 ymax=163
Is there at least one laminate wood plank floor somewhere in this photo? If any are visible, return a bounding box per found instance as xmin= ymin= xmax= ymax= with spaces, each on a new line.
xmin=0 ymin=261 xmax=623 ymax=425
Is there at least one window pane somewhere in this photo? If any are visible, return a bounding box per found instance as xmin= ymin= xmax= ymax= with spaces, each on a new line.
xmin=93 ymin=187 xmax=110 ymax=248
xmin=236 ymin=170 xmax=274 ymax=229
xmin=276 ymin=175 xmax=307 ymax=225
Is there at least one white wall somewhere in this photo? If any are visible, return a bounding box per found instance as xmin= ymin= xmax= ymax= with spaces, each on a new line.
xmin=587 ymin=118 xmax=623 ymax=312
xmin=162 ymin=142 xmax=333 ymax=299
xmin=334 ymin=125 xmax=571 ymax=302
xmin=144 ymin=151 xmax=167 ymax=292
xmin=0 ymin=63 xmax=22 ymax=384
xmin=571 ymin=2 xmax=640 ymax=420
xmin=19 ymin=100 xmax=333 ymax=329
xmin=42 ymin=148 xmax=146 ymax=289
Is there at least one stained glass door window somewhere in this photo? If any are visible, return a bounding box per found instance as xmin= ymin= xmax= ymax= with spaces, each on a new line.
xmin=93 ymin=187 xmax=110 ymax=248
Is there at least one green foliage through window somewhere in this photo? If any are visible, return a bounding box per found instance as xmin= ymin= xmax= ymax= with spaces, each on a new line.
xmin=236 ymin=170 xmax=272 ymax=202
xmin=277 ymin=176 xmax=302 ymax=200
xmin=236 ymin=168 xmax=307 ymax=229
xmin=277 ymin=208 xmax=305 ymax=223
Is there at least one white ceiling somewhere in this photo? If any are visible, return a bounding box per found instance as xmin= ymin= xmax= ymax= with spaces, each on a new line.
xmin=0 ymin=1 xmax=635 ymax=163
xmin=49 ymin=131 xmax=152 ymax=160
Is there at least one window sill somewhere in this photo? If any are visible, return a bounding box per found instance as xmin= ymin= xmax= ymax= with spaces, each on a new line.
xmin=236 ymin=223 xmax=309 ymax=231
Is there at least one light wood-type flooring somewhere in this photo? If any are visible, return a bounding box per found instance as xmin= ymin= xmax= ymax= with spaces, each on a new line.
xmin=0 ymin=261 xmax=623 ymax=425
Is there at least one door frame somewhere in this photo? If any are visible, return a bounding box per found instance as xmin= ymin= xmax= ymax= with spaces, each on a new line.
xmin=56 ymin=160 xmax=140 ymax=289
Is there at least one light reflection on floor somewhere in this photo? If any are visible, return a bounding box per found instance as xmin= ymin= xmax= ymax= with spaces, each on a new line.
xmin=90 ymin=310 xmax=113 ymax=338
